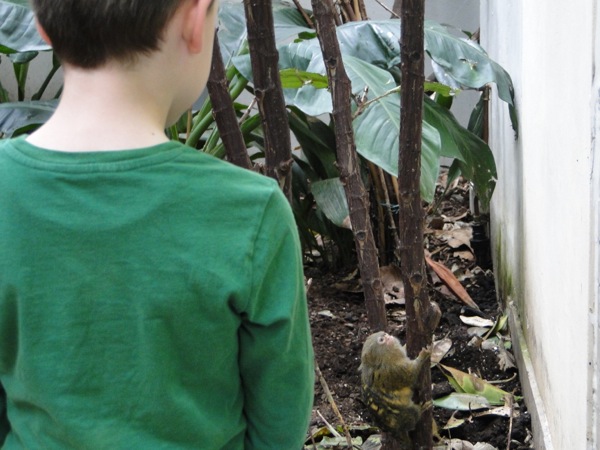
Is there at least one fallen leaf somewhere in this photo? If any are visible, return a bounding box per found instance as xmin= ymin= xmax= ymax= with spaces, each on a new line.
xmin=434 ymin=439 xmax=473 ymax=450
xmin=434 ymin=440 xmax=498 ymax=450
xmin=435 ymin=222 xmax=473 ymax=250
xmin=474 ymin=443 xmax=500 ymax=450
xmin=315 ymin=435 xmax=362 ymax=448
xmin=467 ymin=327 xmax=490 ymax=338
xmin=483 ymin=313 xmax=509 ymax=339
xmin=361 ymin=434 xmax=382 ymax=450
xmin=482 ymin=338 xmax=517 ymax=371
xmin=460 ymin=315 xmax=495 ymax=328
xmin=497 ymin=350 xmax=516 ymax=371
xmin=454 ymin=250 xmax=475 ymax=261
xmin=439 ymin=365 xmax=511 ymax=405
xmin=433 ymin=392 xmax=491 ymax=411
xmin=443 ymin=412 xmax=466 ymax=429
xmin=431 ymin=338 xmax=453 ymax=364
xmin=426 ymin=256 xmax=479 ymax=310
xmin=473 ymin=405 xmax=518 ymax=418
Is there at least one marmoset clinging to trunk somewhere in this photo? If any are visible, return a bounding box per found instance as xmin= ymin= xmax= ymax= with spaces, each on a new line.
xmin=359 ymin=331 xmax=431 ymax=439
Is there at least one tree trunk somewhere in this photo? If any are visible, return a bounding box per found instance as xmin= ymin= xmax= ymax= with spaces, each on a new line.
xmin=243 ymin=0 xmax=293 ymax=198
xmin=310 ymin=0 xmax=387 ymax=332
xmin=206 ymin=33 xmax=252 ymax=170
xmin=398 ymin=0 xmax=441 ymax=449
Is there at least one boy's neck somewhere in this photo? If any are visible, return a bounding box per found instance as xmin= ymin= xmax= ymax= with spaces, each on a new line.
xmin=27 ymin=62 xmax=173 ymax=152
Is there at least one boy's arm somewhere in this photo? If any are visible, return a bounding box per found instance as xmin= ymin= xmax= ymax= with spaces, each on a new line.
xmin=0 ymin=384 xmax=9 ymax=444
xmin=239 ymin=188 xmax=314 ymax=450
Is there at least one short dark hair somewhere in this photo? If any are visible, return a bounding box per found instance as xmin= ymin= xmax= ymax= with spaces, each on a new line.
xmin=31 ymin=0 xmax=189 ymax=68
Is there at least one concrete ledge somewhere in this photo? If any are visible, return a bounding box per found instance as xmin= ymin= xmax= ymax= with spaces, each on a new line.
xmin=508 ymin=301 xmax=554 ymax=450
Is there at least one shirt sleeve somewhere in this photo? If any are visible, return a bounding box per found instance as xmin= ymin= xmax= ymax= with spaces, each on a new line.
xmin=0 ymin=384 xmax=9 ymax=445
xmin=239 ymin=187 xmax=314 ymax=450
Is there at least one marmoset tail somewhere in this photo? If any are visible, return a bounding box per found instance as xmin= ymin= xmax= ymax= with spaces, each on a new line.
xmin=359 ymin=331 xmax=431 ymax=438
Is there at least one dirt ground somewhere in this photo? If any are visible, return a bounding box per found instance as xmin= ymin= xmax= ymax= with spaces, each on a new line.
xmin=304 ymin=177 xmax=534 ymax=449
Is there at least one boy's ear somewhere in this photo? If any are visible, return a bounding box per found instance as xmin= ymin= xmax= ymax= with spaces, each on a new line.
xmin=183 ymin=0 xmax=214 ymax=53
xmin=35 ymin=20 xmax=52 ymax=45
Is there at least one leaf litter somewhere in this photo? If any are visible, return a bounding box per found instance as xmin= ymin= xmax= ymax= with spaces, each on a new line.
xmin=306 ymin=173 xmax=533 ymax=449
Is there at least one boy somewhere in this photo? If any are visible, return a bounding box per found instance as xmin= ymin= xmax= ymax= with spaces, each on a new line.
xmin=0 ymin=0 xmax=314 ymax=448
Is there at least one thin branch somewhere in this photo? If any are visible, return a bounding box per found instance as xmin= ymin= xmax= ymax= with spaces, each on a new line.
xmin=379 ymin=168 xmax=401 ymax=252
xmin=315 ymin=363 xmax=354 ymax=449
xmin=239 ymin=97 xmax=258 ymax=125
xmin=291 ymin=0 xmax=315 ymax=27
xmin=374 ymin=0 xmax=399 ymax=18
xmin=506 ymin=395 xmax=515 ymax=450
xmin=352 ymin=86 xmax=401 ymax=119
xmin=339 ymin=0 xmax=357 ymax=21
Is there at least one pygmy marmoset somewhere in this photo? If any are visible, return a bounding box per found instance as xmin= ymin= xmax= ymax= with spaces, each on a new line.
xmin=359 ymin=331 xmax=431 ymax=437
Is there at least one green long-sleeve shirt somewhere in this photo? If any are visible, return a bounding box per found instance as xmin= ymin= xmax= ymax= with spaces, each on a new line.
xmin=0 ymin=138 xmax=314 ymax=449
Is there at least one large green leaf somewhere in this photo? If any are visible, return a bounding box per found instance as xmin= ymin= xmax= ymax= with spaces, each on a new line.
xmin=221 ymin=3 xmax=503 ymax=205
xmin=336 ymin=20 xmax=401 ymax=70
xmin=311 ymin=178 xmax=350 ymax=229
xmin=0 ymin=100 xmax=56 ymax=137
xmin=288 ymin=107 xmax=338 ymax=181
xmin=279 ymin=69 xmax=328 ymax=89
xmin=346 ymin=56 xmax=441 ymax=202
xmin=424 ymin=96 xmax=497 ymax=206
xmin=233 ymin=38 xmax=443 ymax=201
xmin=277 ymin=42 xmax=331 ymax=115
xmin=424 ymin=21 xmax=514 ymax=106
xmin=317 ymin=18 xmax=515 ymax=110
xmin=217 ymin=0 xmax=312 ymax=65
xmin=232 ymin=36 xmax=333 ymax=116
xmin=0 ymin=1 xmax=49 ymax=54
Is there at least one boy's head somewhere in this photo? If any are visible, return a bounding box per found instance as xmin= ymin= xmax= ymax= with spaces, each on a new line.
xmin=31 ymin=0 xmax=215 ymax=69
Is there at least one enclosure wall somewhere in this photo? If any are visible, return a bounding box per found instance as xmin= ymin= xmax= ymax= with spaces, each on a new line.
xmin=481 ymin=0 xmax=599 ymax=448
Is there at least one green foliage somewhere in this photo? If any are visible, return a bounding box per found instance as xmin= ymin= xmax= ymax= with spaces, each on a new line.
xmin=218 ymin=1 xmax=516 ymax=266
xmin=0 ymin=0 xmax=59 ymax=136
xmin=0 ymin=0 xmax=518 ymax=269
xmin=0 ymin=99 xmax=56 ymax=136
xmin=0 ymin=0 xmax=48 ymax=54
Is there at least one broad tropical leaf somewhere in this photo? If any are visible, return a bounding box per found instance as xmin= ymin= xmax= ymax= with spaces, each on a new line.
xmin=311 ymin=178 xmax=350 ymax=229
xmin=346 ymin=56 xmax=442 ymax=202
xmin=0 ymin=1 xmax=49 ymax=54
xmin=424 ymin=97 xmax=496 ymax=206
xmin=0 ymin=100 xmax=56 ymax=137
xmin=217 ymin=0 xmax=312 ymax=65
xmin=424 ymin=21 xmax=514 ymax=106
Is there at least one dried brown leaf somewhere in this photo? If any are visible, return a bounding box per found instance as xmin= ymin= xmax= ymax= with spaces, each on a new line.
xmin=426 ymin=256 xmax=479 ymax=310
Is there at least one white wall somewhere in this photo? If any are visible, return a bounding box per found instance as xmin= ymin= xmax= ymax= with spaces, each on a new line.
xmin=482 ymin=0 xmax=599 ymax=448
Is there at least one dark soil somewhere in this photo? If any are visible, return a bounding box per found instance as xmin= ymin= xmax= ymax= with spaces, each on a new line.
xmin=304 ymin=177 xmax=534 ymax=449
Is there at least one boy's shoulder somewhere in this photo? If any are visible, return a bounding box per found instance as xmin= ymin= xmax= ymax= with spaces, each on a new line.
xmin=0 ymin=137 xmax=260 ymax=179
xmin=0 ymin=137 xmax=281 ymax=197
xmin=172 ymin=143 xmax=280 ymax=193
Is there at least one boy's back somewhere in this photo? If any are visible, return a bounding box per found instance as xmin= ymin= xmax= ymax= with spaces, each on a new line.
xmin=0 ymin=1 xmax=315 ymax=446
xmin=0 ymin=138 xmax=314 ymax=448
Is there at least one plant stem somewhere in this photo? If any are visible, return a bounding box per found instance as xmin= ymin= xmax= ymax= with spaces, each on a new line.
xmin=206 ymin=32 xmax=252 ymax=169
xmin=243 ymin=0 xmax=294 ymax=198
xmin=311 ymin=0 xmax=386 ymax=332
xmin=397 ymin=0 xmax=441 ymax=447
